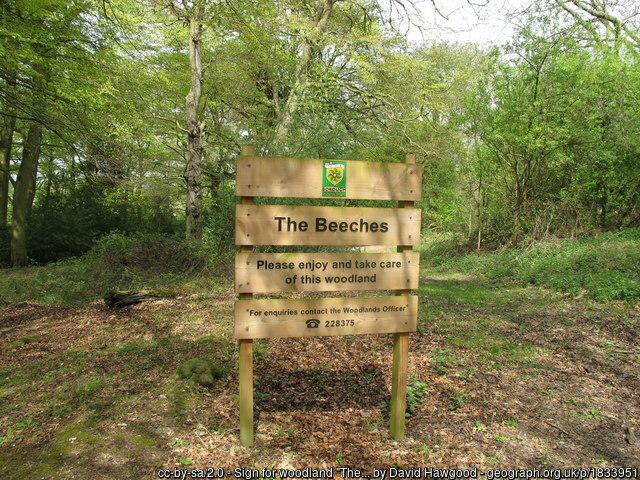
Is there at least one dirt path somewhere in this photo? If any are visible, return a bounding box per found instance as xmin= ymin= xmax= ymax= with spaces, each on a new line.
xmin=0 ymin=274 xmax=638 ymax=478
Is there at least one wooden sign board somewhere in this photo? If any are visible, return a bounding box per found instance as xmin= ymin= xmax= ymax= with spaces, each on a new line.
xmin=236 ymin=156 xmax=422 ymax=201
xmin=234 ymin=295 xmax=418 ymax=340
xmin=234 ymin=147 xmax=422 ymax=446
xmin=235 ymin=251 xmax=419 ymax=293
xmin=235 ymin=204 xmax=421 ymax=246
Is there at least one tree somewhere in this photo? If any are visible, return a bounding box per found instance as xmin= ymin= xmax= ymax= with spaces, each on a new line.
xmin=164 ymin=0 xmax=207 ymax=241
xmin=463 ymin=15 xmax=640 ymax=244
xmin=552 ymin=0 xmax=640 ymax=53
xmin=11 ymin=123 xmax=41 ymax=265
xmin=1 ymin=0 xmax=120 ymax=264
xmin=273 ymin=0 xmax=338 ymax=146
xmin=0 ymin=97 xmax=15 ymax=227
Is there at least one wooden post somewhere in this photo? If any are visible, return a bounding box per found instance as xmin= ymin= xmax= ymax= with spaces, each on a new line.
xmin=238 ymin=337 xmax=253 ymax=446
xmin=238 ymin=145 xmax=255 ymax=447
xmin=389 ymin=153 xmax=416 ymax=440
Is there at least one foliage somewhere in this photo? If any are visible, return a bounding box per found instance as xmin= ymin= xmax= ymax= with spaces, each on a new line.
xmin=87 ymin=232 xmax=208 ymax=275
xmin=448 ymin=391 xmax=468 ymax=411
xmin=461 ymin=23 xmax=640 ymax=246
xmin=24 ymin=181 xmax=180 ymax=264
xmin=405 ymin=377 xmax=428 ymax=417
xmin=0 ymin=0 xmax=638 ymax=276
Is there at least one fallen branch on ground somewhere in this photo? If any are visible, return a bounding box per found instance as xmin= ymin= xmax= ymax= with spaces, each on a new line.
xmin=544 ymin=420 xmax=571 ymax=436
xmin=104 ymin=291 xmax=161 ymax=309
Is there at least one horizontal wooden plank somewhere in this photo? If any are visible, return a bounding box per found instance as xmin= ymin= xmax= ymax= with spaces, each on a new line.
xmin=235 ymin=252 xmax=420 ymax=293
xmin=235 ymin=205 xmax=421 ymax=246
xmin=234 ymin=296 xmax=418 ymax=339
xmin=236 ymin=156 xmax=422 ymax=201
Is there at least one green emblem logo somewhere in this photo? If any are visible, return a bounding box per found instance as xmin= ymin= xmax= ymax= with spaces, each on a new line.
xmin=322 ymin=161 xmax=347 ymax=197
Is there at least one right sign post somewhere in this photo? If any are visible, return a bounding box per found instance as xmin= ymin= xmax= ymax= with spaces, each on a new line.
xmin=234 ymin=147 xmax=422 ymax=446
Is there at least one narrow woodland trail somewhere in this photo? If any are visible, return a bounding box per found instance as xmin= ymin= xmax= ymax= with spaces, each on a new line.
xmin=1 ymin=273 xmax=638 ymax=478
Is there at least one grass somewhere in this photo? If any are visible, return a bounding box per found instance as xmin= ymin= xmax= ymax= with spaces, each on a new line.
xmin=0 ymin=330 xmax=231 ymax=427
xmin=0 ymin=312 xmax=231 ymax=478
xmin=418 ymin=279 xmax=542 ymax=370
xmin=448 ymin=326 xmax=539 ymax=366
xmin=429 ymin=348 xmax=457 ymax=375
xmin=421 ymin=228 xmax=640 ymax=301
xmin=447 ymin=391 xmax=468 ymax=411
xmin=473 ymin=420 xmax=487 ymax=432
xmin=0 ymin=258 xmax=226 ymax=307
xmin=0 ymin=232 xmax=230 ymax=307
xmin=8 ymin=228 xmax=638 ymax=306
xmin=48 ymin=374 xmax=105 ymax=418
xmin=503 ymin=417 xmax=518 ymax=428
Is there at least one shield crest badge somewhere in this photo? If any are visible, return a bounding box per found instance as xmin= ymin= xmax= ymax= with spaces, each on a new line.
xmin=322 ymin=161 xmax=347 ymax=197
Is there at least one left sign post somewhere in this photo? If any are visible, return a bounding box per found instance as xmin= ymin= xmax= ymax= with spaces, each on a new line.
xmin=237 ymin=146 xmax=255 ymax=448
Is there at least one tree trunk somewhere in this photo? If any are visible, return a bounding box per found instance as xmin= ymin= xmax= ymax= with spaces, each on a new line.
xmin=476 ymin=178 xmax=483 ymax=255
xmin=11 ymin=123 xmax=42 ymax=266
xmin=512 ymin=156 xmax=522 ymax=242
xmin=0 ymin=113 xmax=15 ymax=227
xmin=185 ymin=4 xmax=205 ymax=241
xmin=599 ymin=191 xmax=608 ymax=229
xmin=273 ymin=0 xmax=334 ymax=145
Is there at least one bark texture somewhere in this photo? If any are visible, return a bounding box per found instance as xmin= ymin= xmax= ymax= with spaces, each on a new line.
xmin=273 ymin=0 xmax=335 ymax=145
xmin=0 ymin=113 xmax=15 ymax=227
xmin=185 ymin=3 xmax=205 ymax=241
xmin=11 ymin=123 xmax=42 ymax=266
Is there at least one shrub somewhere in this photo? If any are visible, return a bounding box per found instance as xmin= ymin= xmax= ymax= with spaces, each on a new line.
xmin=406 ymin=377 xmax=428 ymax=416
xmin=420 ymin=232 xmax=472 ymax=267
xmin=87 ymin=232 xmax=209 ymax=276
xmin=26 ymin=181 xmax=181 ymax=264
xmin=0 ymin=231 xmax=230 ymax=306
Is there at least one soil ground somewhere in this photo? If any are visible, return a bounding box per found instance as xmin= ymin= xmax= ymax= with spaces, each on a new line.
xmin=1 ymin=273 xmax=639 ymax=478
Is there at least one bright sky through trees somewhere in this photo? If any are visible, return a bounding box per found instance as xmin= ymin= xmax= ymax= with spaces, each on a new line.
xmin=408 ymin=0 xmax=527 ymax=45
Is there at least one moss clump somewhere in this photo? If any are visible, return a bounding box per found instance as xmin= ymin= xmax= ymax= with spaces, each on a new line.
xmin=197 ymin=373 xmax=215 ymax=386
xmin=177 ymin=358 xmax=225 ymax=387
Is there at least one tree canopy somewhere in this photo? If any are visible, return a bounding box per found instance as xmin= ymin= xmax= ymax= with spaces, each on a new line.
xmin=1 ymin=0 xmax=639 ymax=265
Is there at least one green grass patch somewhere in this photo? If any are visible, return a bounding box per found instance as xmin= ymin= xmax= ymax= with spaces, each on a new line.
xmin=418 ymin=279 xmax=540 ymax=369
xmin=430 ymin=348 xmax=458 ymax=375
xmin=3 ymin=336 xmax=39 ymax=349
xmin=422 ymin=229 xmax=640 ymax=301
xmin=0 ymin=353 xmax=79 ymax=415
xmin=48 ymin=374 xmax=105 ymax=417
xmin=419 ymin=279 xmax=493 ymax=304
xmin=0 ymin=414 xmax=101 ymax=478
xmin=448 ymin=325 xmax=539 ymax=366
xmin=0 ymin=232 xmax=231 ymax=306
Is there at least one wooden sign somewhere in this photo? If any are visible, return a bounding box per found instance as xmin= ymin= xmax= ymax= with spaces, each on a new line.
xmin=235 ymin=252 xmax=420 ymax=293
xmin=236 ymin=156 xmax=422 ymax=201
xmin=234 ymin=146 xmax=422 ymax=447
xmin=235 ymin=204 xmax=421 ymax=246
xmin=235 ymin=296 xmax=418 ymax=339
